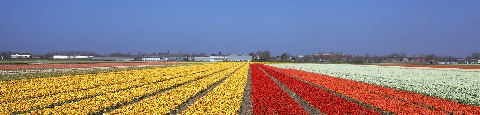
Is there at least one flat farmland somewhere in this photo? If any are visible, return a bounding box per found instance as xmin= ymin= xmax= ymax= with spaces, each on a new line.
xmin=1 ymin=62 xmax=479 ymax=114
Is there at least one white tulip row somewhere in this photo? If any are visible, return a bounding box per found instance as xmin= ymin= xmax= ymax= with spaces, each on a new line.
xmin=270 ymin=64 xmax=480 ymax=105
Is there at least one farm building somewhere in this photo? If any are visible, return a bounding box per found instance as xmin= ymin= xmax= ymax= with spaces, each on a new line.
xmin=91 ymin=57 xmax=134 ymax=61
xmin=194 ymin=54 xmax=252 ymax=62
xmin=142 ymin=53 xmax=190 ymax=61
xmin=53 ymin=55 xmax=93 ymax=59
xmin=210 ymin=55 xmax=228 ymax=62
xmin=142 ymin=57 xmax=167 ymax=61
xmin=10 ymin=53 xmax=31 ymax=59
xmin=227 ymin=54 xmax=252 ymax=62
xmin=194 ymin=57 xmax=211 ymax=62
xmin=437 ymin=62 xmax=459 ymax=64
xmin=457 ymin=58 xmax=479 ymax=64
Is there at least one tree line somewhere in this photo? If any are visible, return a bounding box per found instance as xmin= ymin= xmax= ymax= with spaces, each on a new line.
xmin=1 ymin=50 xmax=479 ymax=64
xmin=246 ymin=51 xmax=480 ymax=64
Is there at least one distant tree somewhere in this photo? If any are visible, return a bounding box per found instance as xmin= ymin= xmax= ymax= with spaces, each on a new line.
xmin=470 ymin=52 xmax=480 ymax=59
xmin=329 ymin=52 xmax=341 ymax=63
xmin=345 ymin=54 xmax=353 ymax=62
xmin=351 ymin=55 xmax=363 ymax=63
xmin=399 ymin=53 xmax=407 ymax=60
xmin=302 ymin=55 xmax=312 ymax=62
xmin=372 ymin=55 xmax=381 ymax=63
xmin=248 ymin=52 xmax=256 ymax=61
xmin=280 ymin=53 xmax=290 ymax=61
xmin=423 ymin=54 xmax=441 ymax=64
xmin=441 ymin=56 xmax=457 ymax=62
xmin=312 ymin=54 xmax=321 ymax=62
xmin=260 ymin=50 xmax=271 ymax=61
xmin=253 ymin=50 xmax=271 ymax=62
xmin=199 ymin=53 xmax=207 ymax=57
xmin=424 ymin=54 xmax=435 ymax=61
xmin=364 ymin=53 xmax=371 ymax=63
xmin=1 ymin=51 xmax=15 ymax=59
xmin=255 ymin=51 xmax=262 ymax=57
xmin=108 ymin=52 xmax=129 ymax=57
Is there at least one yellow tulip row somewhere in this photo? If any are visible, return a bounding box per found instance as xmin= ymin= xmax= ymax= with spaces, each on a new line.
xmin=27 ymin=63 xmax=242 ymax=114
xmin=1 ymin=64 xmax=216 ymax=114
xmin=180 ymin=64 xmax=249 ymax=114
xmin=107 ymin=63 xmax=247 ymax=115
xmin=0 ymin=63 xmax=236 ymax=114
xmin=0 ymin=64 xmax=201 ymax=103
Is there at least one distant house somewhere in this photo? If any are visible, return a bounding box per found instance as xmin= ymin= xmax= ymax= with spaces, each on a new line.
xmin=10 ymin=53 xmax=31 ymax=59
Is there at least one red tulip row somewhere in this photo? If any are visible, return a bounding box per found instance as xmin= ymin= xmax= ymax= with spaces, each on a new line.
xmin=250 ymin=64 xmax=308 ymax=115
xmin=257 ymin=64 xmax=381 ymax=114
xmin=265 ymin=65 xmax=480 ymax=114
xmin=0 ymin=62 xmax=174 ymax=70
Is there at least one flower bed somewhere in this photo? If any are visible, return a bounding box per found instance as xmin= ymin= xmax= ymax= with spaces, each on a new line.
xmin=271 ymin=63 xmax=480 ymax=114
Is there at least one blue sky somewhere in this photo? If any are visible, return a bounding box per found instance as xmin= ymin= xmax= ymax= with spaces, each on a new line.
xmin=1 ymin=0 xmax=479 ymax=57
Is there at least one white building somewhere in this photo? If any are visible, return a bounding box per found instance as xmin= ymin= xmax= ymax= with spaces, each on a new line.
xmin=194 ymin=57 xmax=211 ymax=62
xmin=142 ymin=57 xmax=168 ymax=61
xmin=194 ymin=54 xmax=252 ymax=62
xmin=141 ymin=53 xmax=188 ymax=61
xmin=10 ymin=54 xmax=31 ymax=59
xmin=53 ymin=55 xmax=94 ymax=59
xmin=91 ymin=57 xmax=134 ymax=61
xmin=227 ymin=54 xmax=252 ymax=62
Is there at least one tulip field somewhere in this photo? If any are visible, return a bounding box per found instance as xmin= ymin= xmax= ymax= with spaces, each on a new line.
xmin=1 ymin=62 xmax=480 ymax=114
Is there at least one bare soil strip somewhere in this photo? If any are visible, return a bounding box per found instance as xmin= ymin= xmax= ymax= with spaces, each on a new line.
xmin=238 ymin=66 xmax=253 ymax=115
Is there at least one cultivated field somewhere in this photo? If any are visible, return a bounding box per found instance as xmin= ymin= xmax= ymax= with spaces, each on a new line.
xmin=1 ymin=62 xmax=479 ymax=114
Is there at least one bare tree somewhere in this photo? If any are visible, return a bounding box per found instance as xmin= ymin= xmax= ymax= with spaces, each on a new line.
xmin=302 ymin=55 xmax=312 ymax=62
xmin=470 ymin=52 xmax=480 ymax=59
xmin=364 ymin=53 xmax=371 ymax=63
xmin=108 ymin=52 xmax=129 ymax=57
xmin=248 ymin=52 xmax=256 ymax=61
xmin=280 ymin=53 xmax=290 ymax=61
xmin=312 ymin=54 xmax=321 ymax=62
xmin=260 ymin=50 xmax=271 ymax=61
xmin=351 ymin=55 xmax=363 ymax=63
xmin=199 ymin=53 xmax=207 ymax=57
